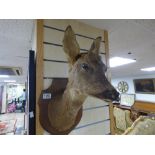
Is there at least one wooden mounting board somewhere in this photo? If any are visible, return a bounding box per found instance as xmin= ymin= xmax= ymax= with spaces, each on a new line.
xmin=38 ymin=78 xmax=82 ymax=135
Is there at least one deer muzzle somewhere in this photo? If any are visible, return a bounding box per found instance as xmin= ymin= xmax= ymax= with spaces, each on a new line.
xmin=95 ymin=89 xmax=120 ymax=102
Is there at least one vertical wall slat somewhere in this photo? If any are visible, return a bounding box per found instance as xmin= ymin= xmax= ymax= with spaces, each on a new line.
xmin=104 ymin=30 xmax=115 ymax=135
xmin=36 ymin=19 xmax=111 ymax=135
xmin=36 ymin=19 xmax=44 ymax=135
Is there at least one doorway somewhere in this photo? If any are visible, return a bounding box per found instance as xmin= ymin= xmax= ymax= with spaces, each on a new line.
xmin=0 ymin=82 xmax=27 ymax=135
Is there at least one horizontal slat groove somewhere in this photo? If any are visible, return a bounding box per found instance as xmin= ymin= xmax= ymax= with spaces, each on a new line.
xmin=74 ymin=119 xmax=110 ymax=130
xmin=43 ymin=41 xmax=89 ymax=52
xmin=44 ymin=77 xmax=53 ymax=79
xmin=44 ymin=25 xmax=64 ymax=32
xmin=83 ymin=105 xmax=109 ymax=111
xmin=44 ymin=25 xmax=105 ymax=43
xmin=43 ymin=41 xmax=105 ymax=54
xmin=44 ymin=77 xmax=62 ymax=79
xmin=44 ymin=59 xmax=68 ymax=63
xmin=43 ymin=41 xmax=62 ymax=47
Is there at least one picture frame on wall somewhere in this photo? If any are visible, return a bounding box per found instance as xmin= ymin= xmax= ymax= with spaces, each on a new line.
xmin=133 ymin=78 xmax=155 ymax=94
xmin=120 ymin=93 xmax=135 ymax=106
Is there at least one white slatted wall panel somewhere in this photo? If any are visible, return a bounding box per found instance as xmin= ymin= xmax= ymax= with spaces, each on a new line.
xmin=43 ymin=19 xmax=110 ymax=135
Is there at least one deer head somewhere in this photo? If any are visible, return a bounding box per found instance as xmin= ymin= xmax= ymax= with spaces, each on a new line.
xmin=63 ymin=25 xmax=119 ymax=101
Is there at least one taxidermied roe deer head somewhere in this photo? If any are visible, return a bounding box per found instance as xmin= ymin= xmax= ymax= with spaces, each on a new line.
xmin=63 ymin=25 xmax=119 ymax=101
xmin=39 ymin=25 xmax=119 ymax=134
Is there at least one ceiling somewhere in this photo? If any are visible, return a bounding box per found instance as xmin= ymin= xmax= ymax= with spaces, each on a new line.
xmin=79 ymin=19 xmax=155 ymax=78
xmin=0 ymin=19 xmax=34 ymax=83
xmin=0 ymin=19 xmax=155 ymax=83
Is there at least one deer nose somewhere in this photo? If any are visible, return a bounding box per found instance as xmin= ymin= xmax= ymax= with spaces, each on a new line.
xmin=111 ymin=89 xmax=120 ymax=101
xmin=103 ymin=89 xmax=120 ymax=101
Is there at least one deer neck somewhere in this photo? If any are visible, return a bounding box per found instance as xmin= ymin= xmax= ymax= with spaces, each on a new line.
xmin=48 ymin=81 xmax=87 ymax=132
xmin=63 ymin=85 xmax=87 ymax=113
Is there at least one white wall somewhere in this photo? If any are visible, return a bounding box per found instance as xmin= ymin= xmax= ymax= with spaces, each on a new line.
xmin=111 ymin=74 xmax=155 ymax=103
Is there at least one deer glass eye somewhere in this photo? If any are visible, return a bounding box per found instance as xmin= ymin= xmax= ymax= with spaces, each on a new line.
xmin=81 ymin=63 xmax=89 ymax=71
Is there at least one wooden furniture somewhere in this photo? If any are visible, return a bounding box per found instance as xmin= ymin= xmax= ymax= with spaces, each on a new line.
xmin=113 ymin=106 xmax=133 ymax=134
xmin=113 ymin=100 xmax=155 ymax=134
xmin=114 ymin=100 xmax=155 ymax=121
xmin=114 ymin=100 xmax=155 ymax=120
xmin=132 ymin=100 xmax=155 ymax=114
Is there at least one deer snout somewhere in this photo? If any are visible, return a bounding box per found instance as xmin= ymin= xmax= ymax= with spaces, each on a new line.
xmin=103 ymin=89 xmax=120 ymax=101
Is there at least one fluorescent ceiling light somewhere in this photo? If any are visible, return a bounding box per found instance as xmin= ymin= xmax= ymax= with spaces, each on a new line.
xmin=0 ymin=75 xmax=9 ymax=78
xmin=141 ymin=67 xmax=155 ymax=71
xmin=4 ymin=80 xmax=16 ymax=83
xmin=110 ymin=57 xmax=136 ymax=68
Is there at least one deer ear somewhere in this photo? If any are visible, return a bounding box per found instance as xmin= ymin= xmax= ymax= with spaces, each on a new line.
xmin=89 ymin=37 xmax=102 ymax=55
xmin=63 ymin=25 xmax=80 ymax=65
